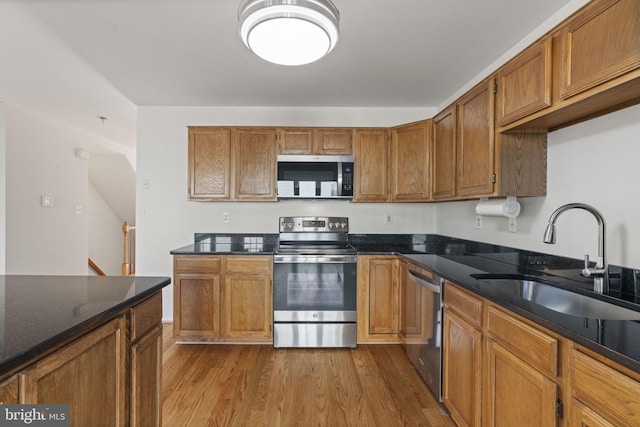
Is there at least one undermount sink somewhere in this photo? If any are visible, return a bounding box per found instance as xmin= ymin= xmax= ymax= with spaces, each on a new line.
xmin=471 ymin=275 xmax=640 ymax=321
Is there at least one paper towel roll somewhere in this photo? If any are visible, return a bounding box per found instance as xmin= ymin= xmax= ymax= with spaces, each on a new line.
xmin=475 ymin=197 xmax=521 ymax=218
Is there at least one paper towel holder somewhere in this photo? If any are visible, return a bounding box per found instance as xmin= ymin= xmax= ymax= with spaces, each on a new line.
xmin=504 ymin=196 xmax=520 ymax=217
xmin=475 ymin=196 xmax=521 ymax=218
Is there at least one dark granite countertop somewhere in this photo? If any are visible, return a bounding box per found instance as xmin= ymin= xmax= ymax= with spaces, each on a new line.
xmin=0 ymin=275 xmax=171 ymax=379
xmin=401 ymin=250 xmax=640 ymax=373
xmin=170 ymin=232 xmax=640 ymax=371
xmin=170 ymin=233 xmax=278 ymax=255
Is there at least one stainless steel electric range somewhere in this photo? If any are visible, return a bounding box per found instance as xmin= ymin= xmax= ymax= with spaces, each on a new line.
xmin=273 ymin=216 xmax=357 ymax=348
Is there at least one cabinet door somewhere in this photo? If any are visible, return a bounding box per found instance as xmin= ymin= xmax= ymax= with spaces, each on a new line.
xmin=431 ymin=106 xmax=457 ymax=200
xmin=390 ymin=121 xmax=431 ymax=201
xmin=173 ymin=274 xmax=220 ymax=338
xmin=484 ymin=339 xmax=557 ymax=427
xmin=457 ymin=78 xmax=495 ymax=197
xmin=277 ymin=128 xmax=314 ymax=154
xmin=232 ymin=128 xmax=277 ymax=201
xmin=188 ymin=127 xmax=231 ymax=200
xmin=19 ymin=318 xmax=127 ymax=427
xmin=315 ymin=128 xmax=353 ymax=154
xmin=368 ymin=257 xmax=399 ymax=336
xmin=443 ymin=308 xmax=482 ymax=427
xmin=353 ymin=129 xmax=390 ymax=202
xmin=221 ymin=273 xmax=272 ymax=340
xmin=560 ymin=0 xmax=640 ymax=100
xmin=569 ymin=399 xmax=617 ymax=427
xmin=571 ymin=348 xmax=640 ymax=426
xmin=357 ymin=256 xmax=400 ymax=343
xmin=0 ymin=375 xmax=18 ymax=404
xmin=496 ymin=38 xmax=553 ymax=127
xmin=130 ymin=325 xmax=162 ymax=427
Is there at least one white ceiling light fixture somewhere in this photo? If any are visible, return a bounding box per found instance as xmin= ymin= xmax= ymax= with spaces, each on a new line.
xmin=238 ymin=0 xmax=340 ymax=66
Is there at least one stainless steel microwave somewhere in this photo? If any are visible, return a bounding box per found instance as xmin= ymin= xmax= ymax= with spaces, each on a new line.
xmin=276 ymin=155 xmax=354 ymax=199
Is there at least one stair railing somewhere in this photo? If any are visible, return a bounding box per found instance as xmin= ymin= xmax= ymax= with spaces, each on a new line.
xmin=88 ymin=258 xmax=106 ymax=276
xmin=122 ymin=221 xmax=136 ymax=276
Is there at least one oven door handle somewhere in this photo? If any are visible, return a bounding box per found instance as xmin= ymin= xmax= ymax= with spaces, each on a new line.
xmin=409 ymin=270 xmax=443 ymax=293
xmin=274 ymin=254 xmax=358 ymax=264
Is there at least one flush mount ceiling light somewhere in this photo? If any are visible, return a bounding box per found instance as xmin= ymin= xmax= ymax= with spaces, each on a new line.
xmin=238 ymin=0 xmax=339 ymax=66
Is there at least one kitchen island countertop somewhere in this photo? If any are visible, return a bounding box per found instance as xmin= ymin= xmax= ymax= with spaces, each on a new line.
xmin=0 ymin=275 xmax=171 ymax=379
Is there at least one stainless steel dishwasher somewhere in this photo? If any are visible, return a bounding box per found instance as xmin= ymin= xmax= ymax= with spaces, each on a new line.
xmin=405 ymin=268 xmax=444 ymax=401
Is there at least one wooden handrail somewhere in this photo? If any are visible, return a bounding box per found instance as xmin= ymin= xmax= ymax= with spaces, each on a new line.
xmin=122 ymin=221 xmax=136 ymax=276
xmin=88 ymin=258 xmax=106 ymax=276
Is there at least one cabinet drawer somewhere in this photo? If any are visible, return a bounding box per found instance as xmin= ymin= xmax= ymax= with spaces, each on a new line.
xmin=572 ymin=349 xmax=640 ymax=426
xmin=130 ymin=293 xmax=162 ymax=341
xmin=225 ymin=256 xmax=272 ymax=274
xmin=444 ymin=282 xmax=482 ymax=328
xmin=174 ymin=256 xmax=221 ymax=274
xmin=486 ymin=305 xmax=558 ymax=378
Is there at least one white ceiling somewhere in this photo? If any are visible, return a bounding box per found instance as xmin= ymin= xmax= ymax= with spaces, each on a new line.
xmin=3 ymin=0 xmax=581 ymax=146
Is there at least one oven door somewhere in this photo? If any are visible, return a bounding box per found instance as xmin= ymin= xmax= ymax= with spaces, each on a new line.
xmin=273 ymin=254 xmax=357 ymax=322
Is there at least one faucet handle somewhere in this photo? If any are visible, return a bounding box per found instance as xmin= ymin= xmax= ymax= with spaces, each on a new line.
xmin=582 ymin=254 xmax=592 ymax=277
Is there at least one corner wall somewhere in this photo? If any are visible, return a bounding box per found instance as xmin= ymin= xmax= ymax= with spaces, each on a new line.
xmin=436 ymin=104 xmax=640 ymax=269
xmin=5 ymin=105 xmax=89 ymax=274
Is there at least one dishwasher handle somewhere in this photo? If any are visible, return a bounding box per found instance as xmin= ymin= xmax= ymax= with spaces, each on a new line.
xmin=408 ymin=270 xmax=443 ymax=293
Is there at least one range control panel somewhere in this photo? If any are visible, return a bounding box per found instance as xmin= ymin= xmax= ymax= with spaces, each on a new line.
xmin=279 ymin=216 xmax=349 ymax=233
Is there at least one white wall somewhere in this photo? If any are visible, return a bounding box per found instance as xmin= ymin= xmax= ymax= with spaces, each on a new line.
xmin=88 ymin=183 xmax=123 ymax=275
xmin=436 ymin=103 xmax=640 ymax=269
xmin=0 ymin=103 xmax=5 ymax=274
xmin=5 ymin=105 xmax=90 ymax=274
xmin=136 ymin=106 xmax=439 ymax=320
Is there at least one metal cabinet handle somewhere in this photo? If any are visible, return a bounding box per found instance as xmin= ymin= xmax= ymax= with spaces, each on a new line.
xmin=409 ymin=270 xmax=443 ymax=293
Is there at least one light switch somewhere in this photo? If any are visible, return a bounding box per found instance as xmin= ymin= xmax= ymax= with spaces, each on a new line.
xmin=41 ymin=195 xmax=54 ymax=207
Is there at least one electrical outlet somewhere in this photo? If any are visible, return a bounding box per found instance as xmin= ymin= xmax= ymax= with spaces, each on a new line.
xmin=508 ymin=217 xmax=517 ymax=233
xmin=475 ymin=215 xmax=482 ymax=230
xmin=223 ymin=212 xmax=230 ymax=224
xmin=142 ymin=178 xmax=150 ymax=189
xmin=74 ymin=205 xmax=83 ymax=215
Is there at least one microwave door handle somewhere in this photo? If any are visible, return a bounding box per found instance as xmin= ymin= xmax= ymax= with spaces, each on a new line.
xmin=337 ymin=161 xmax=343 ymax=197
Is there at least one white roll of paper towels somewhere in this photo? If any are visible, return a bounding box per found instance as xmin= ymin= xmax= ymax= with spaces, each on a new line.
xmin=475 ymin=196 xmax=521 ymax=218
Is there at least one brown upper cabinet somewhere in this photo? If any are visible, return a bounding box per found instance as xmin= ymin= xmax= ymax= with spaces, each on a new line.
xmin=559 ymin=0 xmax=640 ymax=100
xmin=390 ymin=120 xmax=432 ymax=202
xmin=498 ymin=0 xmax=640 ymax=132
xmin=188 ymin=127 xmax=277 ymax=202
xmin=188 ymin=127 xmax=232 ymax=200
xmin=353 ymin=128 xmax=390 ymax=202
xmin=496 ymin=38 xmax=553 ymax=128
xmin=277 ymin=128 xmax=353 ymax=155
xmin=232 ymin=128 xmax=277 ymax=201
xmin=456 ymin=78 xmax=495 ymax=197
xmin=431 ymin=106 xmax=457 ymax=201
xmin=434 ymin=77 xmax=546 ymax=201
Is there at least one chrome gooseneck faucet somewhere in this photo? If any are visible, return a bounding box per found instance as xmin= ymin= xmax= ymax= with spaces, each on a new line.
xmin=543 ymin=203 xmax=609 ymax=294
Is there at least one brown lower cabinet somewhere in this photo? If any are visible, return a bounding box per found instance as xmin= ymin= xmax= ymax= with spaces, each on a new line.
xmin=173 ymin=255 xmax=273 ymax=342
xmin=13 ymin=292 xmax=163 ymax=427
xmin=20 ymin=318 xmax=127 ymax=426
xmin=357 ymin=256 xmax=400 ymax=343
xmin=443 ymin=285 xmax=482 ymax=427
xmin=443 ymin=280 xmax=640 ymax=426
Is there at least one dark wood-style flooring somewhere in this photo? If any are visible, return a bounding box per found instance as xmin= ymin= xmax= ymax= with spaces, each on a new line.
xmin=162 ymin=324 xmax=455 ymax=426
